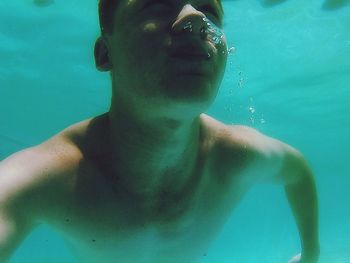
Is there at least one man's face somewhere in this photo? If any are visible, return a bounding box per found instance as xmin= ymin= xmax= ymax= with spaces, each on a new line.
xmin=105 ymin=0 xmax=228 ymax=112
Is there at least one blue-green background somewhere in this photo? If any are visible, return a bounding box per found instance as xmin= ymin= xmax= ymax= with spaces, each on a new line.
xmin=0 ymin=0 xmax=349 ymax=262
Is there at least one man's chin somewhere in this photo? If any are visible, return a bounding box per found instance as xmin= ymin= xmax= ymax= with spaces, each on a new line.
xmin=162 ymin=83 xmax=217 ymax=107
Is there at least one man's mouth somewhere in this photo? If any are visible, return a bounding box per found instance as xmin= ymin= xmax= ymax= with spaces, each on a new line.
xmin=172 ymin=53 xmax=208 ymax=60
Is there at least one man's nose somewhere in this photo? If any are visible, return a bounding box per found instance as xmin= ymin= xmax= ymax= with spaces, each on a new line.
xmin=171 ymin=4 xmax=209 ymax=39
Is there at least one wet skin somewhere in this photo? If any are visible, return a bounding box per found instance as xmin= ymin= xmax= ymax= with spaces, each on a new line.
xmin=100 ymin=0 xmax=228 ymax=119
xmin=0 ymin=0 xmax=320 ymax=262
xmin=10 ymin=114 xmax=259 ymax=263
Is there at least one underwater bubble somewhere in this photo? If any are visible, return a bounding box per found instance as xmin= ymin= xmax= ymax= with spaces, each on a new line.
xmin=202 ymin=16 xmax=225 ymax=45
xmin=248 ymin=106 xmax=255 ymax=114
xmin=228 ymin=47 xmax=236 ymax=54
xmin=260 ymin=118 xmax=266 ymax=124
xmin=249 ymin=116 xmax=255 ymax=125
xmin=200 ymin=27 xmax=210 ymax=38
xmin=212 ymin=36 xmax=221 ymax=44
xmin=238 ymin=71 xmax=244 ymax=88
xmin=183 ymin=22 xmax=193 ymax=32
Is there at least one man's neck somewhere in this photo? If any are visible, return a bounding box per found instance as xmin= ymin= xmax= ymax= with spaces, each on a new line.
xmin=106 ymin=105 xmax=203 ymax=197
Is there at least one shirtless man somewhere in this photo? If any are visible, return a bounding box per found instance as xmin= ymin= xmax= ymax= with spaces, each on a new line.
xmin=0 ymin=0 xmax=319 ymax=262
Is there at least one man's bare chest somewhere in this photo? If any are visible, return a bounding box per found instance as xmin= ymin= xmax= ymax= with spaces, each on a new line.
xmin=46 ymin=191 xmax=240 ymax=263
xmin=42 ymin=165 xmax=247 ymax=263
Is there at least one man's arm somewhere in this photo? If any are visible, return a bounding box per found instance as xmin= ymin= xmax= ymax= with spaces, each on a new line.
xmin=0 ymin=136 xmax=80 ymax=262
xmin=229 ymin=126 xmax=320 ymax=262
xmin=256 ymin=137 xmax=320 ymax=262
xmin=0 ymin=208 xmax=36 ymax=262
xmin=283 ymin=154 xmax=320 ymax=263
xmin=0 ymin=150 xmax=41 ymax=262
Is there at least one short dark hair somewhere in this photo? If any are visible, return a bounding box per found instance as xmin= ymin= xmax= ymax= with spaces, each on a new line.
xmin=98 ymin=0 xmax=120 ymax=35
xmin=99 ymin=0 xmax=225 ymax=34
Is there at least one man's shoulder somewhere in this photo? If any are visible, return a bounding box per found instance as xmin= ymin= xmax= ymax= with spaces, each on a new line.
xmin=201 ymin=115 xmax=272 ymax=154
xmin=203 ymin=115 xmax=303 ymax=184
xmin=0 ymin=131 xmax=84 ymax=219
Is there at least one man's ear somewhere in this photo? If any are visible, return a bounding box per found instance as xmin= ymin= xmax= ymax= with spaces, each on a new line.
xmin=94 ymin=36 xmax=112 ymax=71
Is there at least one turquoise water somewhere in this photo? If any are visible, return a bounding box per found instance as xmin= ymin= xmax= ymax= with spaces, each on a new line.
xmin=0 ymin=0 xmax=349 ymax=262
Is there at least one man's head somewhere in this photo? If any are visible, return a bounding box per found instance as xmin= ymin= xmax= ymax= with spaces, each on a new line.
xmin=95 ymin=0 xmax=228 ymax=119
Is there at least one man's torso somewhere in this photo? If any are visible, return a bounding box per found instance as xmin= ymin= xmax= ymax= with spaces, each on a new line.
xmin=6 ymin=113 xmax=257 ymax=263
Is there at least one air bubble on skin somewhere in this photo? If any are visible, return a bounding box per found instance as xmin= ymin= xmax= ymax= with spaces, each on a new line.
xmin=202 ymin=17 xmax=211 ymax=26
xmin=212 ymin=36 xmax=219 ymax=43
xmin=211 ymin=34 xmax=224 ymax=45
xmin=183 ymin=21 xmax=193 ymax=32
xmin=200 ymin=27 xmax=209 ymax=38
xmin=220 ymin=34 xmax=224 ymax=44
xmin=201 ymin=16 xmax=225 ymax=46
